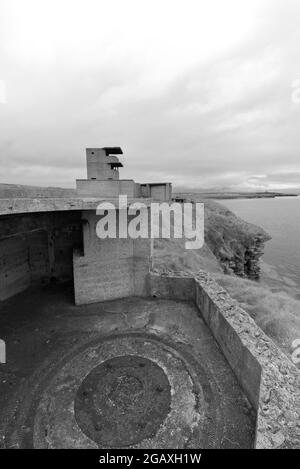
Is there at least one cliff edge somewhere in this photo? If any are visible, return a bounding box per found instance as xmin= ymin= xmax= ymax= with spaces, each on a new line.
xmin=204 ymin=200 xmax=271 ymax=279
xmin=154 ymin=198 xmax=270 ymax=280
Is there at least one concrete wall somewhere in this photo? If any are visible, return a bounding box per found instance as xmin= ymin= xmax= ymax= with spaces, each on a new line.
xmin=73 ymin=210 xmax=152 ymax=304
xmin=150 ymin=184 xmax=172 ymax=201
xmin=148 ymin=271 xmax=300 ymax=449
xmin=76 ymin=179 xmax=136 ymax=198
xmin=149 ymin=270 xmax=196 ymax=301
xmin=0 ymin=212 xmax=83 ymax=301
xmin=148 ymin=271 xmax=262 ymax=407
xmin=139 ymin=183 xmax=172 ymax=201
xmin=0 ymin=229 xmax=52 ymax=300
xmin=86 ymin=148 xmax=119 ymax=180
xmin=194 ymin=278 xmax=262 ymax=410
xmin=27 ymin=230 xmax=50 ymax=284
xmin=0 ymin=234 xmax=31 ymax=301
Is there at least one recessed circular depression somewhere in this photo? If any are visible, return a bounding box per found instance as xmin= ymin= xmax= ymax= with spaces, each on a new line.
xmin=74 ymin=355 xmax=171 ymax=447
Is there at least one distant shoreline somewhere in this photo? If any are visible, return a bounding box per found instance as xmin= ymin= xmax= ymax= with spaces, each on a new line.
xmin=173 ymin=191 xmax=299 ymax=200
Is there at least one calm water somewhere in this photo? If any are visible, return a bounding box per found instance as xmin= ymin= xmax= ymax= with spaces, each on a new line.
xmin=221 ymin=196 xmax=300 ymax=287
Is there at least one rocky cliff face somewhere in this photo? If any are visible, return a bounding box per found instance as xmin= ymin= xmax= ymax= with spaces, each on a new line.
xmin=154 ymin=199 xmax=271 ymax=281
xmin=203 ymin=200 xmax=271 ymax=280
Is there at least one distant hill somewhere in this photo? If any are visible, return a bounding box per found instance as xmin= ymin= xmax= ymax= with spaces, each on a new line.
xmin=0 ymin=183 xmax=76 ymax=199
xmin=174 ymin=191 xmax=299 ymax=200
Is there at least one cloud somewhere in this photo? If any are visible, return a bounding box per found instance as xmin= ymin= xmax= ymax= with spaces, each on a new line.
xmin=0 ymin=0 xmax=300 ymax=190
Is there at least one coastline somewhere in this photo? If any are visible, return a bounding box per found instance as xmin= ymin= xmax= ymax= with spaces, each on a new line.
xmin=174 ymin=191 xmax=299 ymax=200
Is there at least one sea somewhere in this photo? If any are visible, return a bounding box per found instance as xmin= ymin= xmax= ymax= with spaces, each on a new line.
xmin=221 ymin=196 xmax=300 ymax=292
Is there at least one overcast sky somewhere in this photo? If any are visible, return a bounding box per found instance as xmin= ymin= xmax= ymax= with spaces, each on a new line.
xmin=1 ymin=0 xmax=300 ymax=191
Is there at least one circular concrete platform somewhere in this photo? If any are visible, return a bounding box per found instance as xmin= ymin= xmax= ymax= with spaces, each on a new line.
xmin=75 ymin=355 xmax=171 ymax=446
xmin=1 ymin=296 xmax=255 ymax=450
xmin=30 ymin=335 xmax=207 ymax=448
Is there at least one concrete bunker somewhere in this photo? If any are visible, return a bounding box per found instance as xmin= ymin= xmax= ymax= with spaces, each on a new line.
xmin=0 ymin=147 xmax=299 ymax=449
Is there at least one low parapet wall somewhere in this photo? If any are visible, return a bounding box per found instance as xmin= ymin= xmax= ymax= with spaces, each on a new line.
xmin=149 ymin=270 xmax=300 ymax=449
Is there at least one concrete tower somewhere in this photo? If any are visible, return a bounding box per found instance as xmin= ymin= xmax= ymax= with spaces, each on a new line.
xmin=76 ymin=147 xmax=139 ymax=198
xmin=86 ymin=147 xmax=123 ymax=181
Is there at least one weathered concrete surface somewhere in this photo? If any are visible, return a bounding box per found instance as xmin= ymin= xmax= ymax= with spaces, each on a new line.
xmin=74 ymin=355 xmax=172 ymax=447
xmin=0 ymin=285 xmax=255 ymax=449
xmin=0 ymin=201 xmax=153 ymax=303
xmin=0 ymin=197 xmax=152 ymax=216
xmin=73 ymin=211 xmax=153 ymax=304
xmin=76 ymin=180 xmax=137 ymax=198
xmin=85 ymin=148 xmax=122 ymax=181
xmin=0 ymin=212 xmax=83 ymax=300
xmin=140 ymin=183 xmax=172 ymax=202
xmin=149 ymin=271 xmax=300 ymax=449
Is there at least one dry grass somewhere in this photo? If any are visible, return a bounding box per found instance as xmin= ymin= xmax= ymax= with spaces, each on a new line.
xmin=213 ymin=273 xmax=300 ymax=359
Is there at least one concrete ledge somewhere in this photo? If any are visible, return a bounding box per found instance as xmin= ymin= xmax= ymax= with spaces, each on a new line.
xmin=148 ymin=270 xmax=300 ymax=449
xmin=0 ymin=197 xmax=154 ymax=216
